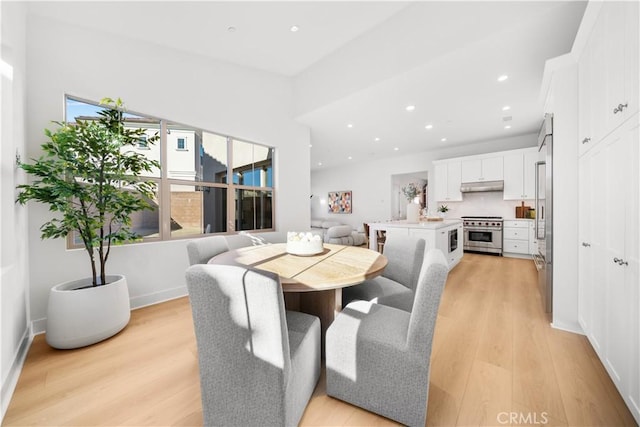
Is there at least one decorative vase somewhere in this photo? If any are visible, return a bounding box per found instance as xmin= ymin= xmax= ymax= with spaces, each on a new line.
xmin=46 ymin=275 xmax=131 ymax=349
xmin=406 ymin=203 xmax=420 ymax=223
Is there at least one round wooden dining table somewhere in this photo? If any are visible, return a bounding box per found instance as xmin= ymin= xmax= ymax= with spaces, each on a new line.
xmin=209 ymin=243 xmax=387 ymax=352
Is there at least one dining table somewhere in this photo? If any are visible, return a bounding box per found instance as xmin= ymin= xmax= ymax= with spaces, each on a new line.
xmin=209 ymin=242 xmax=387 ymax=351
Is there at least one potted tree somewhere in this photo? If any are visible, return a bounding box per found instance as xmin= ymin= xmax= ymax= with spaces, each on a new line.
xmin=17 ymin=98 xmax=160 ymax=349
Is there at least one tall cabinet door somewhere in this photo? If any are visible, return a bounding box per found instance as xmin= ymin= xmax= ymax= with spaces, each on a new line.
xmin=587 ymin=142 xmax=607 ymax=355
xmin=625 ymin=121 xmax=640 ymax=416
xmin=446 ymin=161 xmax=462 ymax=201
xmin=585 ymin=118 xmax=640 ymax=416
xmin=602 ymin=126 xmax=629 ymax=389
xmin=578 ymin=154 xmax=593 ymax=333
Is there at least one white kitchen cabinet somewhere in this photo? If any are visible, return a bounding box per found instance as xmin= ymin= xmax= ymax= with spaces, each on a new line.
xmin=384 ymin=227 xmax=408 ymax=238
xmin=433 ymin=160 xmax=462 ymax=202
xmin=578 ymin=1 xmax=639 ymax=156
xmin=409 ymin=229 xmax=435 ymax=251
xmin=603 ymin=1 xmax=639 ymax=133
xmin=528 ymin=220 xmax=538 ymax=256
xmin=502 ymin=220 xmax=531 ymax=257
xmin=578 ymin=115 xmax=639 ymax=421
xmin=578 ymin=18 xmax=596 ymax=156
xmin=503 ymin=148 xmax=538 ymax=200
xmin=432 ymin=223 xmax=463 ymax=270
xmin=368 ymin=220 xmax=464 ymax=270
xmin=578 ymin=152 xmax=593 ymax=336
xmin=461 ymin=156 xmax=503 ymax=182
xmin=577 ymin=6 xmax=640 ymax=419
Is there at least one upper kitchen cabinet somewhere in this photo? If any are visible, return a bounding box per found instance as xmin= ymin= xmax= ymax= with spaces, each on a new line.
xmin=433 ymin=160 xmax=462 ymax=202
xmin=578 ymin=1 xmax=639 ymax=155
xmin=461 ymin=156 xmax=503 ymax=182
xmin=604 ymin=1 xmax=639 ymax=132
xmin=503 ymin=147 xmax=538 ymax=200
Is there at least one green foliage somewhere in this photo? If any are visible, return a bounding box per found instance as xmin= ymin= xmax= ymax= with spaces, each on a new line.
xmin=438 ymin=204 xmax=449 ymax=213
xmin=401 ymin=182 xmax=421 ymax=202
xmin=16 ymin=98 xmax=160 ymax=287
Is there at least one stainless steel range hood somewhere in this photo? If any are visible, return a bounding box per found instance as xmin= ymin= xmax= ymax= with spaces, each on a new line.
xmin=460 ymin=180 xmax=504 ymax=193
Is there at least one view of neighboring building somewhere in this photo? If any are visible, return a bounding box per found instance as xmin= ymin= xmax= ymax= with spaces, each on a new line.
xmin=67 ymin=97 xmax=274 ymax=244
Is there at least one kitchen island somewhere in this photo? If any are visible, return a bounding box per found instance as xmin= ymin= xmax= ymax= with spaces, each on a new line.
xmin=368 ymin=219 xmax=463 ymax=270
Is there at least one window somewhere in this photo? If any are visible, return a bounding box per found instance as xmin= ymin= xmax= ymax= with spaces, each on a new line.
xmin=138 ymin=135 xmax=149 ymax=149
xmin=64 ymin=96 xmax=275 ymax=246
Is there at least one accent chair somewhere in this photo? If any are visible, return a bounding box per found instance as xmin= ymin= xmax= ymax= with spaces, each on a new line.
xmin=342 ymin=234 xmax=426 ymax=312
xmin=325 ymin=249 xmax=449 ymax=427
xmin=185 ymin=264 xmax=321 ymax=427
xmin=186 ymin=235 xmax=229 ymax=265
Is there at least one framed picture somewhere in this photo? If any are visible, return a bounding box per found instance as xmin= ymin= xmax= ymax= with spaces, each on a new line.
xmin=328 ymin=191 xmax=352 ymax=214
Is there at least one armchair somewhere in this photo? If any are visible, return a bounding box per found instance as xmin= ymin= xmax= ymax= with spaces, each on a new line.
xmin=185 ymin=264 xmax=321 ymax=426
xmin=325 ymin=249 xmax=449 ymax=426
xmin=342 ymin=234 xmax=426 ymax=312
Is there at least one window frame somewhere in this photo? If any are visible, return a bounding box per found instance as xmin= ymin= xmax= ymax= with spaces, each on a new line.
xmin=64 ymin=94 xmax=276 ymax=248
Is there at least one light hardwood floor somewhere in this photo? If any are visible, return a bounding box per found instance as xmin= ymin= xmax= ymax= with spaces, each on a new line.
xmin=3 ymin=254 xmax=637 ymax=426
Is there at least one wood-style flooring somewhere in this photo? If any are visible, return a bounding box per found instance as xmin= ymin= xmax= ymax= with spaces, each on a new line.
xmin=3 ymin=253 xmax=637 ymax=426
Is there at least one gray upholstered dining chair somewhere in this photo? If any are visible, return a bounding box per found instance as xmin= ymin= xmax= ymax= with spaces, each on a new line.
xmin=186 ymin=235 xmax=229 ymax=265
xmin=185 ymin=264 xmax=321 ymax=427
xmin=325 ymin=249 xmax=449 ymax=427
xmin=342 ymin=234 xmax=426 ymax=312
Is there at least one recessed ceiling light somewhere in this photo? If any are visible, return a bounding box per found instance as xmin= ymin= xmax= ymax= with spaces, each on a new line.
xmin=227 ymin=26 xmax=236 ymax=33
xmin=347 ymin=156 xmax=353 ymax=160
xmin=394 ymin=147 xmax=399 ymax=151
xmin=497 ymin=74 xmax=509 ymax=82
xmin=425 ymin=124 xmax=433 ymax=130
xmin=374 ymin=137 xmax=380 ymax=142
xmin=405 ymin=105 xmax=416 ymax=112
xmin=504 ymin=125 xmax=512 ymax=129
xmin=347 ymin=123 xmax=353 ymax=128
xmin=318 ymin=162 xmax=322 ymax=166
xmin=441 ymin=137 xmax=447 ymax=142
xmin=309 ymin=144 xmax=313 ymax=148
xmin=290 ymin=25 xmax=300 ymax=32
xmin=502 ymin=105 xmax=511 ymax=111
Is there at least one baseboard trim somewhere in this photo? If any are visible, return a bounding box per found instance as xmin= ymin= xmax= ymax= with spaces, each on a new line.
xmin=1 ymin=327 xmax=33 ymax=423
xmin=31 ymin=286 xmax=189 ymax=336
xmin=130 ymin=285 xmax=188 ymax=310
xmin=551 ymin=320 xmax=584 ymax=335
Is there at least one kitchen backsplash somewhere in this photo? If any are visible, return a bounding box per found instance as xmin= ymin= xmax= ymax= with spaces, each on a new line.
xmin=434 ymin=192 xmax=534 ymax=220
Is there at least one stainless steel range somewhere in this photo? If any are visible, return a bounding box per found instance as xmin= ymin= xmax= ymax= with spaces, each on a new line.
xmin=462 ymin=216 xmax=503 ymax=255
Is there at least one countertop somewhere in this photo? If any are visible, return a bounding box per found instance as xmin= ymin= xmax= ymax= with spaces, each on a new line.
xmin=368 ymin=219 xmax=462 ymax=230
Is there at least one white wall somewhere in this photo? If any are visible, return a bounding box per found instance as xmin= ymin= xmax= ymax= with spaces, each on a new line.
xmin=1 ymin=1 xmax=31 ymax=421
xmin=543 ymin=56 xmax=580 ymax=333
xmin=311 ymin=133 xmax=536 ymax=230
xmin=24 ymin=11 xmax=310 ymax=330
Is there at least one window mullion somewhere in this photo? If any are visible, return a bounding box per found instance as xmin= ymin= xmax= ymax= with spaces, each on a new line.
xmin=160 ymin=120 xmax=171 ymax=239
xmin=227 ymin=136 xmax=235 ymax=233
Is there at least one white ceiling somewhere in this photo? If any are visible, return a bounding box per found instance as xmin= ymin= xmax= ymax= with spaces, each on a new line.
xmin=29 ymin=1 xmax=587 ymax=171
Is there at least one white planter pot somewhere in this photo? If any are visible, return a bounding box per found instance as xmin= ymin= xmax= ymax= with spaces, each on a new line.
xmin=46 ymin=275 xmax=131 ymax=349
xmin=406 ymin=203 xmax=420 ymax=223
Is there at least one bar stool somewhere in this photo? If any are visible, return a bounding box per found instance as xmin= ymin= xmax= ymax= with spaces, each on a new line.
xmin=376 ymin=230 xmax=386 ymax=253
